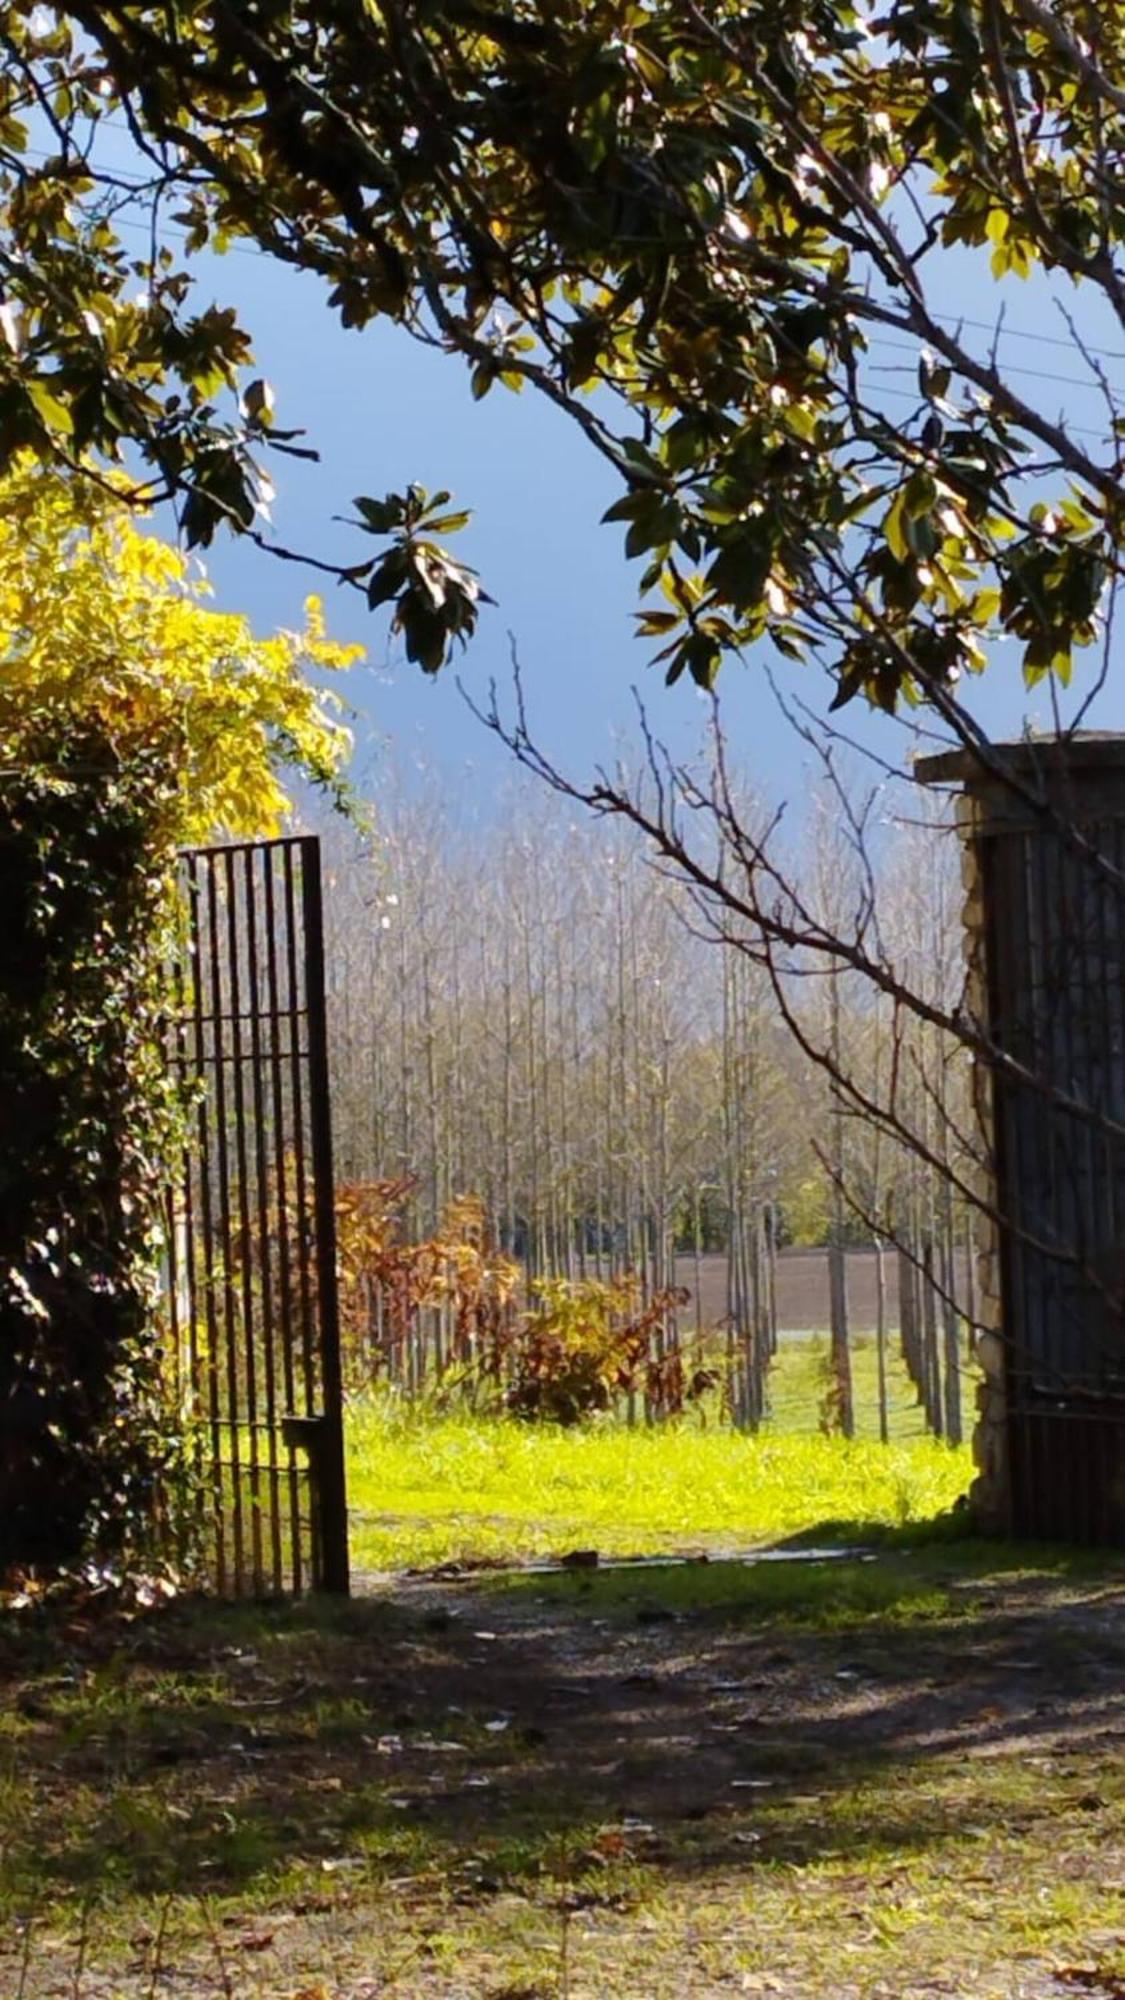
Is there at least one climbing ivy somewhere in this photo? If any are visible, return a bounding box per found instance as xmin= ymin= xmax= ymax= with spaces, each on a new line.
xmin=0 ymin=733 xmax=185 ymax=1573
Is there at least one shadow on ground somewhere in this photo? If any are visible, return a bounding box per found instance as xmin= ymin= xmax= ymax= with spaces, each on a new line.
xmin=3 ymin=1528 xmax=1124 ymax=1913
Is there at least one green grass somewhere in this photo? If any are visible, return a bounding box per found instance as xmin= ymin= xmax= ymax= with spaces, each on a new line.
xmin=4 ymin=1546 xmax=1125 ymax=1996
xmin=346 ymin=1326 xmax=978 ymax=1576
xmin=346 ymin=1399 xmax=974 ymax=1573
xmin=766 ymin=1326 xmax=978 ymax=1441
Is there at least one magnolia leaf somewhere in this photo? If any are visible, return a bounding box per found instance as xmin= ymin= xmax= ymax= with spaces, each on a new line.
xmin=26 ymin=378 xmax=74 ymax=436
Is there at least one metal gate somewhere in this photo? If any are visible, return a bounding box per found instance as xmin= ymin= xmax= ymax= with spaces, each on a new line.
xmin=920 ymin=738 xmax=1125 ymax=1546
xmin=165 ymin=836 xmax=349 ymax=1595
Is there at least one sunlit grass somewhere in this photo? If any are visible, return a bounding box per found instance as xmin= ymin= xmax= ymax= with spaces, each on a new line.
xmin=346 ymin=1398 xmax=973 ymax=1574
xmin=766 ymin=1326 xmax=978 ymax=1441
xmin=346 ymin=1325 xmax=978 ymax=1572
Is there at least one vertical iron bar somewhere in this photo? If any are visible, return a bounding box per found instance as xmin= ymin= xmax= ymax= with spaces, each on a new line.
xmin=300 ymin=836 xmax=350 ymax=1595
xmin=163 ymin=935 xmax=184 ymax=1557
xmin=207 ymin=852 xmax=245 ymax=1594
xmin=282 ymin=844 xmax=318 ymax=1582
xmin=165 ymin=911 xmax=205 ymax=1563
xmin=1100 ymin=819 xmax=1125 ymax=1541
xmin=171 ymin=909 xmax=206 ymax=1558
xmin=979 ymin=827 xmax=1019 ymax=1536
xmin=283 ymin=845 xmax=317 ymax=1409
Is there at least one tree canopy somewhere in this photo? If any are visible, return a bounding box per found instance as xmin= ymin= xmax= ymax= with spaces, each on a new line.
xmin=0 ymin=459 xmax=359 ymax=838
xmin=0 ymin=2 xmax=1121 ymax=709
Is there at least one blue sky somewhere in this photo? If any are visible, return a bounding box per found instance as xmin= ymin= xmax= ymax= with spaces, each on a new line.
xmin=192 ymin=238 xmax=1125 ymax=818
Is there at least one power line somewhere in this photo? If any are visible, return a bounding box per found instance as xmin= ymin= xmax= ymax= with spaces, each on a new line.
xmin=7 ymin=144 xmax=1125 ymax=390
xmin=856 ymin=374 xmax=1112 ymax=444
xmin=865 ymin=333 xmax=1121 ymax=397
xmin=86 ymin=215 xmax=1125 ymax=402
xmin=931 ymin=308 xmax=1125 ymax=364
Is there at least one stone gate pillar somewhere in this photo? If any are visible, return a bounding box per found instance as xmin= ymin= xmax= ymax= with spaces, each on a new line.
xmin=918 ymin=736 xmax=1125 ymax=1544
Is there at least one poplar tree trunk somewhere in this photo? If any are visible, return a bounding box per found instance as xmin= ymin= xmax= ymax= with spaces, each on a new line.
xmin=874 ymin=1237 xmax=889 ymax=1445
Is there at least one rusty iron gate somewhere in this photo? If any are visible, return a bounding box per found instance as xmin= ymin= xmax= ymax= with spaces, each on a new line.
xmin=165 ymin=836 xmax=349 ymax=1594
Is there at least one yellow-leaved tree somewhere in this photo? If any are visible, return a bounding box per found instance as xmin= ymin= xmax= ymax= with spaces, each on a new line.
xmin=0 ymin=459 xmax=361 ymax=840
xmin=0 ymin=464 xmax=362 ymax=1580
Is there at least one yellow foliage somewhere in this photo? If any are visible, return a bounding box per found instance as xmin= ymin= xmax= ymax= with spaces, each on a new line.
xmin=0 ymin=461 xmax=362 ymax=840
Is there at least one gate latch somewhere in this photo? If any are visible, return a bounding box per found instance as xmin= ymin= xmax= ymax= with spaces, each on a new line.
xmin=282 ymin=1413 xmax=327 ymax=1456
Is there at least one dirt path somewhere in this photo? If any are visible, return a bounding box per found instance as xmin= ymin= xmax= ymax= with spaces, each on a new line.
xmin=5 ymin=1547 xmax=1125 ymax=1998
xmin=367 ymin=1551 xmax=1125 ymax=1822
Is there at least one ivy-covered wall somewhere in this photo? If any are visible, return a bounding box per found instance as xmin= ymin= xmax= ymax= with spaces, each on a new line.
xmin=0 ymin=737 xmax=183 ymax=1572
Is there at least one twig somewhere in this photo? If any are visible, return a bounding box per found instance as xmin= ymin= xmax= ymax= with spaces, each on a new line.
xmin=201 ymin=1899 xmax=234 ymax=2000
xmin=15 ymin=1905 xmax=36 ymax=2000
xmin=70 ymin=1896 xmax=92 ymax=2000
xmin=147 ymin=1892 xmax=173 ymax=2000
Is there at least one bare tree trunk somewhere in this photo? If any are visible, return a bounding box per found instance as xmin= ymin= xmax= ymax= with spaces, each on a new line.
xmin=899 ymin=1237 xmax=920 ymax=1402
xmin=941 ymin=1188 xmax=962 ymax=1444
xmin=827 ymin=1241 xmax=852 ymax=1434
xmin=921 ymin=1233 xmax=943 ymax=1438
xmin=874 ymin=1235 xmax=889 ymax=1444
xmin=828 ymin=970 xmax=855 ymax=1438
xmin=502 ymin=943 xmax=515 ymax=1261
xmin=962 ymin=1207 xmax=977 ymax=1358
